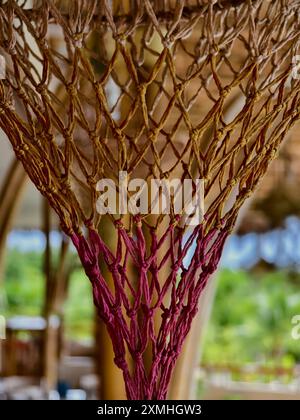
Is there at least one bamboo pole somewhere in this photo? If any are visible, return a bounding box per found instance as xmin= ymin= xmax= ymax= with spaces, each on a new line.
xmin=96 ymin=216 xmax=127 ymax=399
xmin=41 ymin=201 xmax=71 ymax=393
xmin=0 ymin=159 xmax=27 ymax=283
xmin=42 ymin=199 xmax=59 ymax=392
xmin=0 ymin=157 xmax=28 ymax=377
xmin=168 ymin=276 xmax=218 ymax=399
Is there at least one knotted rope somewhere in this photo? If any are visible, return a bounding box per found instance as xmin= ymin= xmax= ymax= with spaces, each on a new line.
xmin=1 ymin=0 xmax=300 ymax=399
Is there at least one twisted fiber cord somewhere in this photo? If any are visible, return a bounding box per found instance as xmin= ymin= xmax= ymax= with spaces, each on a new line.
xmin=1 ymin=0 xmax=300 ymax=399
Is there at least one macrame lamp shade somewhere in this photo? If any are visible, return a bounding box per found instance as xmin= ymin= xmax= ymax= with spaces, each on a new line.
xmin=1 ymin=0 xmax=300 ymax=399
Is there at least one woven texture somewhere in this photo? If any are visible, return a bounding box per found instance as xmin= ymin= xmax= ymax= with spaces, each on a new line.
xmin=1 ymin=0 xmax=300 ymax=399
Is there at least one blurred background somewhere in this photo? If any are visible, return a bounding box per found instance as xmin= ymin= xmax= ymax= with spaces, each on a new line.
xmin=1 ymin=126 xmax=300 ymax=400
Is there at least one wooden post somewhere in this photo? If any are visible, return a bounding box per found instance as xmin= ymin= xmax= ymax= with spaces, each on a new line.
xmin=168 ymin=276 xmax=219 ymax=399
xmin=0 ymin=159 xmax=27 ymax=282
xmin=96 ymin=216 xmax=127 ymax=399
xmin=95 ymin=314 xmax=127 ymax=399
xmin=0 ymin=159 xmax=27 ymax=378
xmin=42 ymin=199 xmax=59 ymax=393
xmin=43 ymin=199 xmax=52 ymax=314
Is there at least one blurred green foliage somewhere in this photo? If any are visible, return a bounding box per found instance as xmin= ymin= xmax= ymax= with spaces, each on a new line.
xmin=64 ymin=269 xmax=94 ymax=339
xmin=2 ymin=249 xmax=44 ymax=316
xmin=1 ymin=249 xmax=93 ymax=340
xmin=202 ymin=269 xmax=300 ymax=367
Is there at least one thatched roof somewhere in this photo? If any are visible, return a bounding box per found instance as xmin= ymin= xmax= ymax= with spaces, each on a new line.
xmin=0 ymin=132 xmax=57 ymax=229
xmin=237 ymin=125 xmax=300 ymax=234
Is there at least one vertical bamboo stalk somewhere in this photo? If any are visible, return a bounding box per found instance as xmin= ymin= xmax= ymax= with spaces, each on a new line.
xmin=42 ymin=199 xmax=59 ymax=393
xmin=0 ymin=159 xmax=27 ymax=283
xmin=96 ymin=216 xmax=127 ymax=399
xmin=168 ymin=276 xmax=218 ymax=399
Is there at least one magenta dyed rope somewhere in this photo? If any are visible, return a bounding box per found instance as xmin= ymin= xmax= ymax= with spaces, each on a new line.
xmin=71 ymin=218 xmax=228 ymax=400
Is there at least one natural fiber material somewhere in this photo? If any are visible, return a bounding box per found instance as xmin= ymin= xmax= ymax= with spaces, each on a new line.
xmin=1 ymin=0 xmax=300 ymax=399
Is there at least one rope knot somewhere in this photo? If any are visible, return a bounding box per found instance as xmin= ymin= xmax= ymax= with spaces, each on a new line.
xmin=249 ymin=90 xmax=261 ymax=102
xmin=146 ymin=307 xmax=154 ymax=318
xmin=114 ymin=127 xmax=124 ymax=139
xmin=89 ymin=131 xmax=99 ymax=142
xmin=171 ymin=215 xmax=181 ymax=227
xmin=148 ymin=128 xmax=157 ymax=143
xmin=114 ymin=32 xmax=126 ymax=44
xmin=39 ymin=185 xmax=46 ymax=193
xmin=218 ymin=127 xmax=225 ymax=137
xmin=48 ymin=185 xmax=57 ymax=194
xmin=172 ymin=262 xmax=180 ymax=272
xmin=269 ymin=149 xmax=278 ymax=160
xmin=172 ymin=306 xmax=180 ymax=316
xmin=67 ymin=83 xmax=77 ymax=96
xmin=240 ymin=187 xmax=251 ymax=199
xmin=110 ymin=264 xmax=119 ymax=275
xmin=175 ymin=82 xmax=183 ymax=95
xmin=73 ymin=33 xmax=83 ymax=48
xmin=114 ymin=219 xmax=123 ymax=229
xmin=162 ymin=308 xmax=171 ymax=320
xmin=191 ymin=128 xmax=199 ymax=139
xmin=210 ymin=44 xmax=219 ymax=56
xmin=222 ymin=85 xmax=231 ymax=96
xmin=36 ymin=84 xmax=47 ymax=94
xmin=86 ymin=264 xmax=100 ymax=280
xmin=39 ymin=39 xmax=48 ymax=50
xmin=168 ymin=348 xmax=179 ymax=359
xmin=228 ymin=178 xmax=236 ymax=188
xmin=126 ymin=308 xmax=137 ymax=318
xmin=134 ymin=214 xmax=142 ymax=227
xmin=114 ymin=355 xmax=127 ymax=370
xmin=133 ymin=351 xmax=143 ymax=363
xmin=111 ymin=304 xmax=122 ymax=315
xmin=14 ymin=144 xmax=28 ymax=157
xmin=60 ymin=175 xmax=71 ymax=191
xmin=141 ymin=261 xmax=148 ymax=271
xmin=87 ymin=175 xmax=97 ymax=185
xmin=163 ymin=35 xmax=174 ymax=49
xmin=138 ymin=83 xmax=147 ymax=95
xmin=99 ymin=309 xmax=113 ymax=325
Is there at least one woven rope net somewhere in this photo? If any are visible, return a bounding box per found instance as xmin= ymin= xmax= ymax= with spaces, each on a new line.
xmin=1 ymin=0 xmax=300 ymax=399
